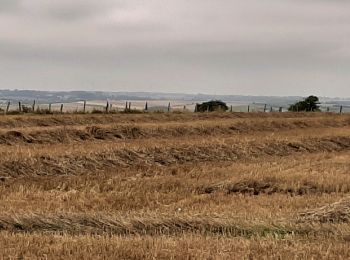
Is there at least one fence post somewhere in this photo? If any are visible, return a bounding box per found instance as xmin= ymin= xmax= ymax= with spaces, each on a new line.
xmin=263 ymin=104 xmax=267 ymax=113
xmin=145 ymin=102 xmax=148 ymax=111
xmin=18 ymin=102 xmax=22 ymax=112
xmin=230 ymin=105 xmax=233 ymax=112
xmin=168 ymin=102 xmax=171 ymax=112
xmin=83 ymin=100 xmax=86 ymax=113
xmin=128 ymin=102 xmax=131 ymax=111
xmin=60 ymin=104 xmax=64 ymax=113
xmin=106 ymin=101 xmax=109 ymax=113
xmin=247 ymin=105 xmax=250 ymax=113
xmin=6 ymin=102 xmax=10 ymax=114
xmin=32 ymin=100 xmax=36 ymax=112
xmin=340 ymin=106 xmax=343 ymax=114
xmin=279 ymin=107 xmax=282 ymax=112
xmin=125 ymin=101 xmax=128 ymax=112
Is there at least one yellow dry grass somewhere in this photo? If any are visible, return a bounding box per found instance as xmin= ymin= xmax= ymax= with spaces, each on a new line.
xmin=0 ymin=112 xmax=349 ymax=259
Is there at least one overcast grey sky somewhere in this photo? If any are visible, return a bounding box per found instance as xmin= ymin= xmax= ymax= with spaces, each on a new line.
xmin=0 ymin=0 xmax=349 ymax=97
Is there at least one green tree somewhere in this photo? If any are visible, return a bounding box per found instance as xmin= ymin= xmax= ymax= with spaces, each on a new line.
xmin=288 ymin=95 xmax=320 ymax=112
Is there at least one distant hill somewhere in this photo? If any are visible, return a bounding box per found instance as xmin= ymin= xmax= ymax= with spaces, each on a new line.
xmin=0 ymin=89 xmax=349 ymax=107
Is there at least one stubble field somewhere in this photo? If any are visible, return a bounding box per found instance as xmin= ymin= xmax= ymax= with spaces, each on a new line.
xmin=0 ymin=112 xmax=349 ymax=259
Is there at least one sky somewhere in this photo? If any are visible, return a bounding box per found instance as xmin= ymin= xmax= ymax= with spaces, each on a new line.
xmin=0 ymin=0 xmax=349 ymax=97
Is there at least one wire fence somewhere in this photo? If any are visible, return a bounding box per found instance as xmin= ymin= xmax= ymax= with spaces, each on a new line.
xmin=227 ymin=103 xmax=350 ymax=113
xmin=0 ymin=100 xmax=349 ymax=114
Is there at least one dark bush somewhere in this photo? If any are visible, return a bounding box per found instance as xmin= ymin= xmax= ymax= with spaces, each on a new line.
xmin=91 ymin=109 xmax=104 ymax=114
xmin=195 ymin=100 xmax=228 ymax=112
xmin=288 ymin=96 xmax=320 ymax=112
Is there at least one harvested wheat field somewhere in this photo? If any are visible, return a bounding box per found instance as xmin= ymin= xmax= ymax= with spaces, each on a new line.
xmin=0 ymin=112 xmax=350 ymax=259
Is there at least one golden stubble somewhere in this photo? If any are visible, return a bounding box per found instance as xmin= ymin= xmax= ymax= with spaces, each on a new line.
xmin=0 ymin=112 xmax=349 ymax=259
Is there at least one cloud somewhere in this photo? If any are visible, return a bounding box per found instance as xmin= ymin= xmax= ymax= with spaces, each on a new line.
xmin=0 ymin=0 xmax=349 ymax=96
xmin=18 ymin=0 xmax=119 ymax=21
xmin=0 ymin=0 xmax=21 ymax=12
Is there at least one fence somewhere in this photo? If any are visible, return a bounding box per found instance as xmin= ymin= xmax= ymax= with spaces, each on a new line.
xmin=227 ymin=103 xmax=350 ymax=113
xmin=0 ymin=100 xmax=349 ymax=114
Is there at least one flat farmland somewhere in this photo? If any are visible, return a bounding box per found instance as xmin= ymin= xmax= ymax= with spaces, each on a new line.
xmin=0 ymin=112 xmax=350 ymax=259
